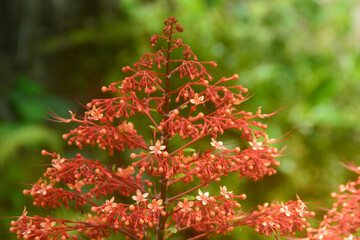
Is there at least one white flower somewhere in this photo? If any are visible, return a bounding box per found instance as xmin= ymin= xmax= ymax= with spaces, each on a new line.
xmin=339 ymin=184 xmax=348 ymax=192
xmin=149 ymin=140 xmax=166 ymax=154
xmin=190 ymin=93 xmax=205 ymax=105
xmin=211 ymin=138 xmax=226 ymax=150
xmin=103 ymin=197 xmax=117 ymax=213
xmin=280 ymin=203 xmax=292 ymax=216
xmin=87 ymin=106 xmax=103 ymax=121
xmin=36 ymin=181 xmax=52 ymax=196
xmin=196 ymin=189 xmax=209 ymax=205
xmin=220 ymin=186 xmax=233 ymax=199
xmin=345 ymin=234 xmax=354 ymax=240
xmin=296 ymin=200 xmax=307 ymax=217
xmin=132 ymin=189 xmax=149 ymax=204
xmin=249 ymin=139 xmax=264 ymax=150
xmin=51 ymin=157 xmax=65 ymax=170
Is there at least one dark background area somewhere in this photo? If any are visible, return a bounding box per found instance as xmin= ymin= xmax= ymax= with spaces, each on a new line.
xmin=1 ymin=0 xmax=360 ymax=239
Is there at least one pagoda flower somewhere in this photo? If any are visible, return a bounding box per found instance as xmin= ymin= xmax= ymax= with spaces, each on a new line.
xmin=10 ymin=17 xmax=318 ymax=240
xmin=280 ymin=202 xmax=292 ymax=217
xmin=102 ymin=197 xmax=117 ymax=213
xmin=345 ymin=235 xmax=354 ymax=240
xmin=40 ymin=218 xmax=56 ymax=230
xmin=190 ymin=93 xmax=205 ymax=105
xmin=249 ymin=139 xmax=264 ymax=151
xmin=211 ymin=138 xmax=226 ymax=150
xmin=132 ymin=189 xmax=149 ymax=204
xmin=87 ymin=105 xmax=103 ymax=121
xmin=177 ymin=198 xmax=194 ymax=212
xmin=105 ymin=197 xmax=117 ymax=208
xmin=315 ymin=227 xmax=327 ymax=240
xmin=220 ymin=186 xmax=233 ymax=199
xmin=196 ymin=189 xmax=209 ymax=205
xmin=148 ymin=199 xmax=164 ymax=212
xmin=262 ymin=215 xmax=275 ymax=227
xmin=295 ymin=198 xmax=307 ymax=217
xmin=36 ymin=180 xmax=52 ymax=196
xmin=149 ymin=140 xmax=166 ymax=154
xmin=339 ymin=184 xmax=348 ymax=192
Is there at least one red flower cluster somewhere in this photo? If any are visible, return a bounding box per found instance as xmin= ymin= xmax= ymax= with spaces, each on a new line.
xmin=11 ymin=16 xmax=314 ymax=240
xmin=248 ymin=196 xmax=314 ymax=238
xmin=306 ymin=162 xmax=360 ymax=240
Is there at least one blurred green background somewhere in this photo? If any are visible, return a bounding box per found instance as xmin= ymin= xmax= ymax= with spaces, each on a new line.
xmin=1 ymin=0 xmax=360 ymax=239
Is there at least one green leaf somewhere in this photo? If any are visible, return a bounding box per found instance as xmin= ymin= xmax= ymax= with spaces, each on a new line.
xmin=173 ymin=173 xmax=185 ymax=179
xmin=148 ymin=125 xmax=157 ymax=131
xmin=112 ymin=164 xmax=117 ymax=173
xmin=183 ymin=148 xmax=196 ymax=152
xmin=182 ymin=195 xmax=197 ymax=201
xmin=180 ymin=104 xmax=188 ymax=109
xmin=168 ymin=227 xmax=178 ymax=233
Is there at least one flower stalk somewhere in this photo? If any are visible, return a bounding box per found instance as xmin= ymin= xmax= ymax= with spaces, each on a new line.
xmin=157 ymin=20 xmax=174 ymax=240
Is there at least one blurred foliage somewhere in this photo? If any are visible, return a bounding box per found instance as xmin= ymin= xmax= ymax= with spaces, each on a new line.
xmin=1 ymin=0 xmax=360 ymax=239
xmin=0 ymin=124 xmax=60 ymax=165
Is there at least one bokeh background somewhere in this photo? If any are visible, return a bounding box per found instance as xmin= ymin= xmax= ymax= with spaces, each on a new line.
xmin=1 ymin=0 xmax=360 ymax=239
